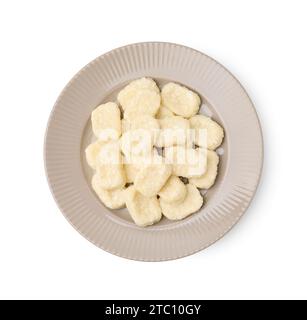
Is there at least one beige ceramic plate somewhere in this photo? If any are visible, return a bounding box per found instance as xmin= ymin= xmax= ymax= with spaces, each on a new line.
xmin=44 ymin=42 xmax=263 ymax=261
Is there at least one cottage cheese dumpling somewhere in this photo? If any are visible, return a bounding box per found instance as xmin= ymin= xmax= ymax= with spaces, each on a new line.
xmin=164 ymin=146 xmax=207 ymax=178
xmin=190 ymin=150 xmax=220 ymax=189
xmin=189 ymin=115 xmax=224 ymax=150
xmin=91 ymin=173 xmax=125 ymax=209
xmin=134 ymin=156 xmax=172 ymax=197
xmin=118 ymin=78 xmax=159 ymax=99
xmin=161 ymin=82 xmax=200 ymax=117
xmin=97 ymin=164 xmax=126 ymax=190
xmin=125 ymin=185 xmax=162 ymax=227
xmin=155 ymin=116 xmax=190 ymax=147
xmin=96 ymin=141 xmax=126 ymax=190
xmin=160 ymin=184 xmax=203 ymax=220
xmin=158 ymin=176 xmax=187 ymax=204
xmin=91 ymin=102 xmax=121 ymax=140
xmin=85 ymin=140 xmax=104 ymax=169
xmin=118 ymin=78 xmax=161 ymax=119
xmin=123 ymin=90 xmax=161 ymax=119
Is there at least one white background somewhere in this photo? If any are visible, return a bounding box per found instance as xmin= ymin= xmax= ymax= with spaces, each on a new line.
xmin=0 ymin=0 xmax=306 ymax=300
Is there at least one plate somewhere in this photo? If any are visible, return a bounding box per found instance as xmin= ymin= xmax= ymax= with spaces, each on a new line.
xmin=44 ymin=42 xmax=263 ymax=261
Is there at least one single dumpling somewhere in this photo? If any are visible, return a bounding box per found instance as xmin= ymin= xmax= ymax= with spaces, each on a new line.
xmin=91 ymin=102 xmax=121 ymax=140
xmin=97 ymin=163 xmax=126 ymax=190
xmin=158 ymin=176 xmax=187 ymax=203
xmin=125 ymin=185 xmax=162 ymax=227
xmin=96 ymin=141 xmax=126 ymax=190
xmin=190 ymin=150 xmax=220 ymax=189
xmin=134 ymin=155 xmax=172 ymax=197
xmin=118 ymin=78 xmax=161 ymax=119
xmin=85 ymin=140 xmax=105 ymax=169
xmin=189 ymin=114 xmax=224 ymax=150
xmin=164 ymin=146 xmax=207 ymax=178
xmin=161 ymin=82 xmax=200 ymax=117
xmin=160 ymin=184 xmax=203 ymax=220
xmin=155 ymin=116 xmax=190 ymax=147
xmin=123 ymin=90 xmax=161 ymax=119
xmin=91 ymin=173 xmax=126 ymax=209
xmin=118 ymin=78 xmax=160 ymax=98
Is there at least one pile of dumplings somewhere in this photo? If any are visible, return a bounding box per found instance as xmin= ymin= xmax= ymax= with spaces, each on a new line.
xmin=85 ymin=78 xmax=224 ymax=227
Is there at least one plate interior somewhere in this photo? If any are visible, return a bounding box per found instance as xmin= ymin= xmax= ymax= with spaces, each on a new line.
xmin=81 ymin=77 xmax=228 ymax=227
